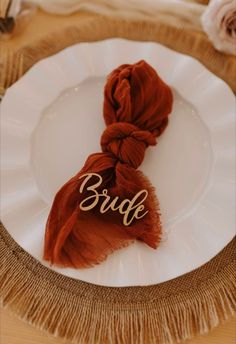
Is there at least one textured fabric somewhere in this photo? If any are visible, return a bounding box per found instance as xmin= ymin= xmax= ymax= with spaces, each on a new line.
xmin=44 ymin=60 xmax=173 ymax=268
xmin=28 ymin=0 xmax=205 ymax=31
xmin=0 ymin=224 xmax=235 ymax=344
xmin=2 ymin=308 xmax=236 ymax=344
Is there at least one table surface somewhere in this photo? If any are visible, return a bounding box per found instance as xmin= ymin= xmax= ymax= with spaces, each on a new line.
xmin=1 ymin=308 xmax=235 ymax=344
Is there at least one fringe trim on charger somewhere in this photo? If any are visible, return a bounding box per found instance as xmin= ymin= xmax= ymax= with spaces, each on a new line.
xmin=0 ymin=225 xmax=235 ymax=344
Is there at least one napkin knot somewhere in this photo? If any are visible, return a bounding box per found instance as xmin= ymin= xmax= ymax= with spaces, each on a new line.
xmin=101 ymin=122 xmax=156 ymax=169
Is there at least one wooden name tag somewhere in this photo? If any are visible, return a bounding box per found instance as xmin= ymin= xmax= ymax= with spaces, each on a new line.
xmin=79 ymin=173 xmax=149 ymax=226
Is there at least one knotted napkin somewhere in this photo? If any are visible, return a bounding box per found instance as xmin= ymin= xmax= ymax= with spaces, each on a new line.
xmin=44 ymin=60 xmax=173 ymax=268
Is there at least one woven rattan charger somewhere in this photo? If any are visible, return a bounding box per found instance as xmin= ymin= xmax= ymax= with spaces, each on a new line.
xmin=0 ymin=9 xmax=236 ymax=344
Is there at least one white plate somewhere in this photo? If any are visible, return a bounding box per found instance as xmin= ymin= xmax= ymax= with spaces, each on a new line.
xmin=1 ymin=39 xmax=235 ymax=287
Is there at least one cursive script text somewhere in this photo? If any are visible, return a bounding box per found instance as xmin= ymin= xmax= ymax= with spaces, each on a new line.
xmin=78 ymin=173 xmax=148 ymax=226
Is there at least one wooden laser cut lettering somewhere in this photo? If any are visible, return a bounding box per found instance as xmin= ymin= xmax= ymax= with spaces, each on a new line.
xmin=79 ymin=173 xmax=148 ymax=226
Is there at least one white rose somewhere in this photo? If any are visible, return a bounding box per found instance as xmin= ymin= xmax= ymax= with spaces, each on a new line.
xmin=201 ymin=0 xmax=236 ymax=55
